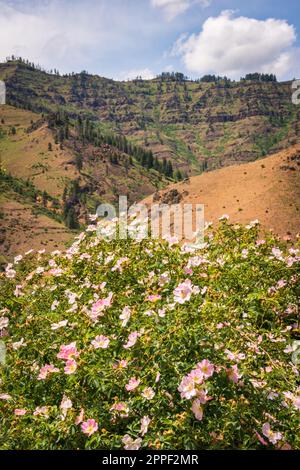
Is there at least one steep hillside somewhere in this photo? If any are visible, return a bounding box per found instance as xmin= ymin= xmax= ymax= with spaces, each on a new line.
xmin=0 ymin=168 xmax=75 ymax=263
xmin=1 ymin=59 xmax=300 ymax=176
xmin=0 ymin=105 xmax=167 ymax=203
xmin=0 ymin=196 xmax=73 ymax=262
xmin=0 ymin=104 xmax=168 ymax=261
xmin=144 ymin=145 xmax=300 ymax=239
xmin=0 ymin=105 xmax=79 ymax=197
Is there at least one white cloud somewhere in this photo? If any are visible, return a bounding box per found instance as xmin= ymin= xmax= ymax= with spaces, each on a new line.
xmin=163 ymin=64 xmax=175 ymax=73
xmin=151 ymin=0 xmax=211 ymax=21
xmin=172 ymin=10 xmax=299 ymax=79
xmin=0 ymin=2 xmax=102 ymax=71
xmin=0 ymin=1 xmax=158 ymax=75
xmin=118 ymin=68 xmax=155 ymax=81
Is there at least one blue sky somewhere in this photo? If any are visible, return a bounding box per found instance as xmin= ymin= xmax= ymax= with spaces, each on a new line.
xmin=0 ymin=0 xmax=299 ymax=80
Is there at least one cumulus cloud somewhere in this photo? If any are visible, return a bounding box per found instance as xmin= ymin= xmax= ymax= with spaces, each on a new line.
xmin=118 ymin=68 xmax=155 ymax=81
xmin=172 ymin=10 xmax=299 ymax=79
xmin=0 ymin=0 xmax=157 ymax=75
xmin=0 ymin=1 xmax=103 ymax=71
xmin=151 ymin=0 xmax=211 ymax=21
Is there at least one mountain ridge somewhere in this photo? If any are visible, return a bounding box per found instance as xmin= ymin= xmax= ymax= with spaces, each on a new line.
xmin=1 ymin=59 xmax=300 ymax=176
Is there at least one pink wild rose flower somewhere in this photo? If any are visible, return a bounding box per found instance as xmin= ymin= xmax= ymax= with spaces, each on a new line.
xmin=91 ymin=335 xmax=110 ymax=349
xmin=64 ymin=359 xmax=77 ymax=375
xmin=262 ymin=423 xmax=283 ymax=445
xmin=191 ymin=399 xmax=204 ymax=421
xmin=57 ymin=342 xmax=79 ymax=361
xmin=125 ymin=377 xmax=140 ymax=392
xmin=81 ymin=419 xmax=98 ymax=436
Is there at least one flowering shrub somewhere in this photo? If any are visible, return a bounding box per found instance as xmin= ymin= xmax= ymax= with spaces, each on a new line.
xmin=0 ymin=218 xmax=300 ymax=450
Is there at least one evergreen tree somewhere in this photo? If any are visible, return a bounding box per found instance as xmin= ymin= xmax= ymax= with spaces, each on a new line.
xmin=75 ymin=154 xmax=83 ymax=171
xmin=162 ymin=158 xmax=167 ymax=174
xmin=166 ymin=160 xmax=173 ymax=178
xmin=65 ymin=207 xmax=79 ymax=229
xmin=42 ymin=191 xmax=48 ymax=207
xmin=175 ymin=169 xmax=183 ymax=181
xmin=58 ymin=127 xmax=65 ymax=143
xmin=146 ymin=151 xmax=154 ymax=169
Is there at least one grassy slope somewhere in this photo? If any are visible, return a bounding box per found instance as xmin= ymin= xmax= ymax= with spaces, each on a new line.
xmin=0 ymin=178 xmax=73 ymax=262
xmin=0 ymin=105 xmax=74 ymax=261
xmin=0 ymin=104 xmax=168 ymax=260
xmin=1 ymin=103 xmax=299 ymax=259
xmin=0 ymin=105 xmax=79 ymax=197
xmin=144 ymin=145 xmax=300 ymax=239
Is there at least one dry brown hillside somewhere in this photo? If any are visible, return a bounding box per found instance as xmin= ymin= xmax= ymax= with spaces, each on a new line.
xmin=0 ymin=104 xmax=167 ymax=263
xmin=0 ymin=105 xmax=79 ymax=198
xmin=144 ymin=145 xmax=300 ymax=239
xmin=0 ymin=199 xmax=73 ymax=261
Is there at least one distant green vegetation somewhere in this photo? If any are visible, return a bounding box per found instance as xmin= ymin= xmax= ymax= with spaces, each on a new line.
xmin=48 ymin=110 xmax=177 ymax=180
xmin=241 ymin=73 xmax=277 ymax=82
xmin=254 ymin=111 xmax=297 ymax=156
